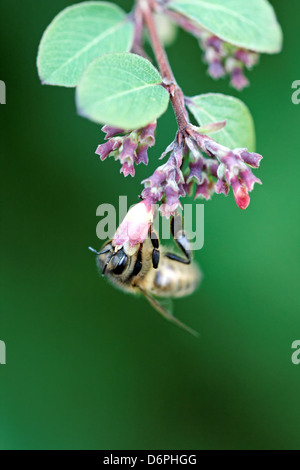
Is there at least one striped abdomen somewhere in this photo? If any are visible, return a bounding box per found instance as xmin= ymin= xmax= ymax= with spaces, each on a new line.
xmin=141 ymin=255 xmax=202 ymax=298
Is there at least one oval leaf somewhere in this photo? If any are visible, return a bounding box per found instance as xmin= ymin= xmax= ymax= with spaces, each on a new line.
xmin=37 ymin=2 xmax=134 ymax=87
xmin=187 ymin=93 xmax=255 ymax=150
xmin=168 ymin=0 xmax=282 ymax=53
xmin=76 ymin=52 xmax=170 ymax=129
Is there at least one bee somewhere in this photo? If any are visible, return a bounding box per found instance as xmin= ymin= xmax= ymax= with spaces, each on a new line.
xmin=89 ymin=214 xmax=201 ymax=336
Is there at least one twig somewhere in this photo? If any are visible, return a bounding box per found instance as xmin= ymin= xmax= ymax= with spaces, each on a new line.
xmin=138 ymin=0 xmax=190 ymax=134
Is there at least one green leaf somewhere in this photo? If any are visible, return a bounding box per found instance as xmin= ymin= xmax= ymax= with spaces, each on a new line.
xmin=76 ymin=52 xmax=170 ymax=129
xmin=187 ymin=93 xmax=255 ymax=150
xmin=168 ymin=0 xmax=283 ymax=53
xmin=37 ymin=2 xmax=134 ymax=87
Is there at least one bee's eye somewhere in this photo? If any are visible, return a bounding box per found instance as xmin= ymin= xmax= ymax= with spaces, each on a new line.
xmin=113 ymin=253 xmax=128 ymax=275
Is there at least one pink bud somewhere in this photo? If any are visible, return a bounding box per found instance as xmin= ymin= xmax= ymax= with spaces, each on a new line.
xmin=239 ymin=169 xmax=262 ymax=192
xmin=230 ymin=67 xmax=249 ymax=91
xmin=95 ymin=139 xmax=121 ymax=161
xmin=195 ymin=178 xmax=213 ymax=201
xmin=209 ymin=60 xmax=225 ymax=79
xmin=206 ymin=36 xmax=223 ymax=53
xmin=234 ymin=49 xmax=258 ymax=68
xmin=165 ymin=181 xmax=181 ymax=207
xmin=215 ymin=179 xmax=229 ymax=196
xmin=141 ymin=186 xmax=163 ymax=204
xmin=118 ymin=138 xmax=137 ymax=164
xmin=187 ymin=159 xmax=203 ymax=184
xmin=237 ymin=149 xmax=263 ymax=168
xmin=205 ymin=160 xmax=219 ymax=178
xmin=232 ymin=179 xmax=250 ymax=210
xmin=136 ymin=144 xmax=149 ymax=165
xmin=139 ymin=122 xmax=156 ymax=147
xmin=113 ymin=200 xmax=155 ymax=255
xmin=102 ymin=125 xmax=124 ymax=139
xmin=120 ymin=161 xmax=135 ymax=177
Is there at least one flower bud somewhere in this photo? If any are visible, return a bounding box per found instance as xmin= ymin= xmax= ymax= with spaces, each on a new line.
xmin=113 ymin=200 xmax=155 ymax=255
xmin=230 ymin=67 xmax=249 ymax=90
xmin=120 ymin=161 xmax=135 ymax=177
xmin=234 ymin=49 xmax=259 ymax=68
xmin=136 ymin=144 xmax=149 ymax=165
xmin=236 ymin=149 xmax=263 ymax=168
xmin=195 ymin=176 xmax=214 ymax=201
xmin=231 ymin=178 xmax=250 ymax=210
xmin=208 ymin=60 xmax=225 ymax=79
xmin=187 ymin=159 xmax=203 ymax=184
xmin=206 ymin=36 xmax=223 ymax=53
xmin=139 ymin=122 xmax=156 ymax=146
xmin=215 ymin=179 xmax=229 ymax=196
xmin=96 ymin=122 xmax=156 ymax=176
xmin=101 ymin=125 xmax=124 ymax=139
xmin=95 ymin=139 xmax=122 ymax=161
xmin=239 ymin=169 xmax=262 ymax=192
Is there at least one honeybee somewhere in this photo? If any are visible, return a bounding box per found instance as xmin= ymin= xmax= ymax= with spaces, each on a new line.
xmin=89 ymin=214 xmax=201 ymax=336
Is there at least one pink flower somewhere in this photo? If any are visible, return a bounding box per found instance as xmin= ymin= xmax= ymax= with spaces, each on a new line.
xmin=206 ymin=36 xmax=223 ymax=53
xmin=141 ymin=139 xmax=185 ymax=217
xmin=234 ymin=49 xmax=259 ymax=68
xmin=194 ymin=175 xmax=215 ymax=201
xmin=136 ymin=144 xmax=149 ymax=165
xmin=102 ymin=125 xmax=125 ymax=139
xmin=95 ymin=122 xmax=157 ymax=177
xmin=113 ymin=200 xmax=155 ymax=255
xmin=177 ymin=21 xmax=260 ymax=90
xmin=215 ymin=179 xmax=229 ymax=196
xmin=165 ymin=11 xmax=260 ymax=90
xmin=120 ymin=161 xmax=135 ymax=177
xmin=235 ymin=149 xmax=263 ymax=168
xmin=186 ymin=159 xmax=203 ymax=184
xmin=95 ymin=139 xmax=122 ymax=161
xmin=185 ymin=125 xmax=262 ymax=209
xmin=231 ymin=178 xmax=251 ymax=210
xmin=230 ymin=67 xmax=249 ymax=91
xmin=208 ymin=60 xmax=225 ymax=79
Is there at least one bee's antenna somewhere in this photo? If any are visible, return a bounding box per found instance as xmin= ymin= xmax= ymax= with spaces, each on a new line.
xmin=88 ymin=246 xmax=100 ymax=255
xmin=88 ymin=246 xmax=111 ymax=256
xmin=89 ymin=245 xmax=117 ymax=276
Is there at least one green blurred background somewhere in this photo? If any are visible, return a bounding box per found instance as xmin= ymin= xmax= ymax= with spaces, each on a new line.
xmin=1 ymin=0 xmax=299 ymax=450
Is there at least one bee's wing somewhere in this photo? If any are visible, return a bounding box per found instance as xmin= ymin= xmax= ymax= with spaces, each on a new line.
xmin=137 ymin=286 xmax=199 ymax=337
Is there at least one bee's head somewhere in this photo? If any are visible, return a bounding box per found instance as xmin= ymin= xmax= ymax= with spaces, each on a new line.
xmin=89 ymin=242 xmax=130 ymax=277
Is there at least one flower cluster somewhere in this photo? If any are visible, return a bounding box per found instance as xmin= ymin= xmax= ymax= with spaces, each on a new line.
xmin=183 ymin=143 xmax=218 ymax=202
xmin=163 ymin=8 xmax=259 ymax=90
xmin=95 ymin=122 xmax=156 ymax=177
xmin=200 ymin=31 xmax=259 ymax=90
xmin=140 ymin=125 xmax=262 ymax=215
xmin=188 ymin=126 xmax=262 ymax=209
xmin=141 ymin=139 xmax=186 ymax=217
xmin=95 ymin=4 xmax=263 ymax=217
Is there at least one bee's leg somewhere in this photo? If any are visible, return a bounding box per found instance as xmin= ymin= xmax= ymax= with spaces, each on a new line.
xmin=166 ymin=214 xmax=191 ymax=265
xmin=131 ymin=244 xmax=143 ymax=277
xmin=149 ymin=224 xmax=160 ymax=269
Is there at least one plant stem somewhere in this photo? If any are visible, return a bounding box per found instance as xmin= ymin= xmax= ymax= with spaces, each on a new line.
xmin=138 ymin=0 xmax=189 ymax=134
